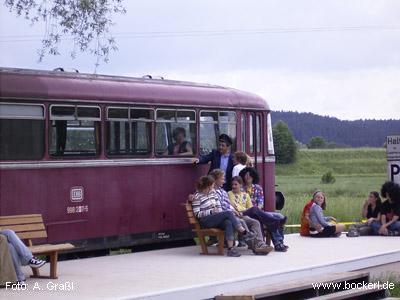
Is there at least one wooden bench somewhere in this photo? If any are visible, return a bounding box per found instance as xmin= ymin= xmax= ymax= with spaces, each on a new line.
xmin=183 ymin=201 xmax=225 ymax=255
xmin=0 ymin=214 xmax=75 ymax=279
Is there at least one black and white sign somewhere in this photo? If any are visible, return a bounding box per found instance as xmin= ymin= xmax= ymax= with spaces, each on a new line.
xmin=387 ymin=136 xmax=400 ymax=184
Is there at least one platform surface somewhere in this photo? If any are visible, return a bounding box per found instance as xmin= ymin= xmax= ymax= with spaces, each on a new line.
xmin=1 ymin=234 xmax=400 ymax=300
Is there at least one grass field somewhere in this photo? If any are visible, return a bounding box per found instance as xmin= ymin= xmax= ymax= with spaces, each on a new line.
xmin=275 ymin=148 xmax=387 ymax=231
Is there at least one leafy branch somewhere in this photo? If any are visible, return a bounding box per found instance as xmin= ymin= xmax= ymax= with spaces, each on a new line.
xmin=4 ymin=0 xmax=126 ymax=67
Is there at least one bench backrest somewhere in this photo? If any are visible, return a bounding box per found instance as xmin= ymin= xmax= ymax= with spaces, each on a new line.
xmin=0 ymin=214 xmax=47 ymax=246
xmin=184 ymin=202 xmax=202 ymax=231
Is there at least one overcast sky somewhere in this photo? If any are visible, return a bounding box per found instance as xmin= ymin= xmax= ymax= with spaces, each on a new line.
xmin=1 ymin=1 xmax=399 ymax=120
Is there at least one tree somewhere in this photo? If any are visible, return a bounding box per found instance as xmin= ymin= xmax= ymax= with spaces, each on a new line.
xmin=272 ymin=121 xmax=297 ymax=164
xmin=308 ymin=136 xmax=326 ymax=149
xmin=4 ymin=0 xmax=126 ymax=66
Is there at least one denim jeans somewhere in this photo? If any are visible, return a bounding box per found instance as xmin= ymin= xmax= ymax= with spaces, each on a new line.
xmin=199 ymin=211 xmax=241 ymax=241
xmin=243 ymin=206 xmax=281 ymax=229
xmin=370 ymin=220 xmax=400 ymax=235
xmin=0 ymin=229 xmax=33 ymax=282
xmin=268 ymin=226 xmax=284 ymax=245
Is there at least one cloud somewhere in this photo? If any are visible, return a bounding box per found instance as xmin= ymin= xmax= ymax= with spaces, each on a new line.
xmin=144 ymin=67 xmax=400 ymax=120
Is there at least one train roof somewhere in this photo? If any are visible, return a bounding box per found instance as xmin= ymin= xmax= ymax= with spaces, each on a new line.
xmin=0 ymin=68 xmax=269 ymax=110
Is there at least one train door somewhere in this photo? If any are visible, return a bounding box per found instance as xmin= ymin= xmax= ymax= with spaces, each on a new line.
xmin=248 ymin=112 xmax=263 ymax=168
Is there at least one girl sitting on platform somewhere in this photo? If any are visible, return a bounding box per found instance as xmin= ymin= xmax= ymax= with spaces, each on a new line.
xmin=370 ymin=182 xmax=400 ymax=236
xmin=308 ymin=191 xmax=344 ymax=238
xmin=347 ymin=191 xmax=382 ymax=237
xmin=192 ymin=175 xmax=255 ymax=257
xmin=346 ymin=191 xmax=382 ymax=237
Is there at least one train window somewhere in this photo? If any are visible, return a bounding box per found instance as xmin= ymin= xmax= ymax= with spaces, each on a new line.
xmin=0 ymin=103 xmax=45 ymax=160
xmin=130 ymin=108 xmax=152 ymax=155
xmin=106 ymin=107 xmax=152 ymax=156
xmin=241 ymin=114 xmax=246 ymax=152
xmin=256 ymin=115 xmax=261 ymax=153
xmin=155 ymin=109 xmax=196 ymax=156
xmin=130 ymin=109 xmax=154 ymax=120
xmin=249 ymin=114 xmax=254 ymax=153
xmin=50 ymin=105 xmax=75 ymax=119
xmin=49 ymin=105 xmax=101 ymax=157
xmin=200 ymin=111 xmax=237 ymax=155
xmin=108 ymin=108 xmax=129 ymax=120
xmin=156 ymin=110 xmax=175 ymax=121
xmin=266 ymin=114 xmax=275 ymax=155
xmin=77 ymin=106 xmax=101 ymax=119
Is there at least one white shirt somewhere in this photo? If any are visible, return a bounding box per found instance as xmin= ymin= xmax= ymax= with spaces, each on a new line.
xmin=232 ymin=164 xmax=246 ymax=177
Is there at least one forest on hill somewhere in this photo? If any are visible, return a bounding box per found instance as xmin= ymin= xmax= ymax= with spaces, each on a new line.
xmin=271 ymin=111 xmax=400 ymax=147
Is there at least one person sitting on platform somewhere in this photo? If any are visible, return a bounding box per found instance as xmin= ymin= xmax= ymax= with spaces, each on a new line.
xmin=194 ymin=134 xmax=234 ymax=191
xmin=308 ymin=191 xmax=344 ymax=238
xmin=0 ymin=229 xmax=46 ymax=284
xmin=228 ymin=176 xmax=288 ymax=252
xmin=300 ymin=190 xmax=337 ymax=237
xmin=347 ymin=191 xmax=382 ymax=237
xmin=239 ymin=167 xmax=287 ymax=224
xmin=192 ymin=175 xmax=255 ymax=257
xmin=370 ymin=182 xmax=400 ymax=236
xmin=0 ymin=234 xmax=17 ymax=287
xmin=210 ymin=169 xmax=273 ymax=255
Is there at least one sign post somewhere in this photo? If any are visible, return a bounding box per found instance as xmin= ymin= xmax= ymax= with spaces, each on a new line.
xmin=387 ymin=135 xmax=400 ymax=184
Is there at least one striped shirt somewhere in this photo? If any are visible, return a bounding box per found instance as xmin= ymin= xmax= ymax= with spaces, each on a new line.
xmin=215 ymin=187 xmax=234 ymax=211
xmin=192 ymin=190 xmax=222 ymax=219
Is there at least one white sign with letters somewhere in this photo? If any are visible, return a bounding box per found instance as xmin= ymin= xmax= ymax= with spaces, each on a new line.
xmin=387 ymin=135 xmax=400 ymax=160
xmin=387 ymin=136 xmax=400 ymax=184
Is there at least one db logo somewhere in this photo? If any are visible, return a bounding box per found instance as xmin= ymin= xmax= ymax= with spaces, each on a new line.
xmin=70 ymin=187 xmax=84 ymax=202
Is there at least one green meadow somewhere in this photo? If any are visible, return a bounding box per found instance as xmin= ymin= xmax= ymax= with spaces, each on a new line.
xmin=275 ymin=148 xmax=388 ymax=230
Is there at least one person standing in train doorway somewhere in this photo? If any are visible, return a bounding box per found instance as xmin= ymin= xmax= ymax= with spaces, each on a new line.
xmin=194 ymin=134 xmax=234 ymax=191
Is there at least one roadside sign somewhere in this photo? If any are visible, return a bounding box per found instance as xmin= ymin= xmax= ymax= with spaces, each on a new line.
xmin=388 ymin=161 xmax=400 ymax=184
xmin=387 ymin=136 xmax=400 ymax=184
xmin=387 ymin=135 xmax=400 ymax=160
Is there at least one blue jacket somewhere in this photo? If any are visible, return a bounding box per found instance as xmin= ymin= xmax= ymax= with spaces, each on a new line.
xmin=198 ymin=149 xmax=234 ymax=191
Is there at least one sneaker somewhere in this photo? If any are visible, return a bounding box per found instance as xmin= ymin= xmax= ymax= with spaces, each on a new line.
xmin=237 ymin=241 xmax=247 ymax=248
xmin=346 ymin=229 xmax=360 ymax=237
xmin=242 ymin=231 xmax=256 ymax=243
xmin=274 ymin=243 xmax=287 ymax=252
xmin=253 ymin=244 xmax=274 ymax=255
xmin=388 ymin=230 xmax=400 ymax=236
xmin=227 ymin=247 xmax=241 ymax=257
xmin=283 ymin=244 xmax=289 ymax=249
xmin=29 ymin=257 xmax=46 ymax=269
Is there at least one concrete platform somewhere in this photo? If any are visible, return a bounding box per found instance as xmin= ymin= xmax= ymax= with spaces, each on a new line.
xmin=1 ymin=234 xmax=400 ymax=300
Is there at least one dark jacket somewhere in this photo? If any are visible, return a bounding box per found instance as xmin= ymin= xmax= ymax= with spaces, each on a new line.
xmin=198 ymin=149 xmax=234 ymax=191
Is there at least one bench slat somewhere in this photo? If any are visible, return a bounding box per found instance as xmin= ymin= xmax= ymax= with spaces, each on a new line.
xmin=2 ymin=223 xmax=45 ymax=233
xmin=29 ymin=243 xmax=75 ymax=254
xmin=17 ymin=230 xmax=48 ymax=239
xmin=0 ymin=215 xmax=43 ymax=226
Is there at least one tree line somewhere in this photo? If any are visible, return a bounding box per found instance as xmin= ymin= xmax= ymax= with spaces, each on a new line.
xmin=272 ymin=111 xmax=400 ymax=148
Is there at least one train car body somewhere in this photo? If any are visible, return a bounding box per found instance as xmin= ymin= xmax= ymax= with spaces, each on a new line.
xmin=0 ymin=68 xmax=276 ymax=251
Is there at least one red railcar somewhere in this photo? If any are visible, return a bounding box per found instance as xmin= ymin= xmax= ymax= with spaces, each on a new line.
xmin=0 ymin=68 xmax=276 ymax=251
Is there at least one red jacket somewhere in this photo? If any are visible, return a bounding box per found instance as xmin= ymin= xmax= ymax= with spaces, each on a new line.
xmin=300 ymin=199 xmax=314 ymax=236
